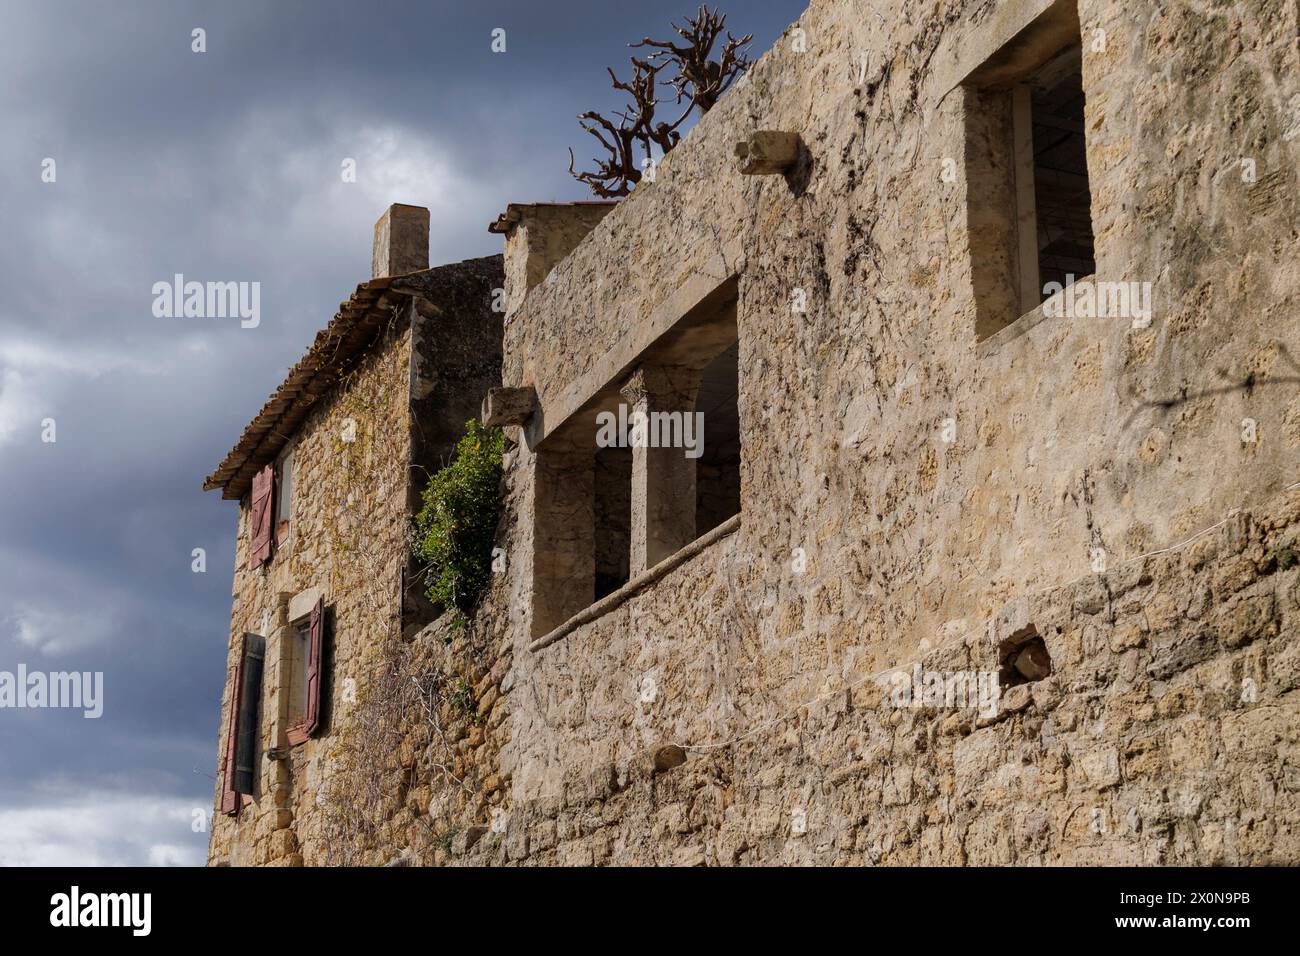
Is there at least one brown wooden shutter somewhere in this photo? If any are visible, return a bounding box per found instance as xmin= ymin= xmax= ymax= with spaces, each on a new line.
xmin=302 ymin=598 xmax=324 ymax=737
xmin=219 ymin=637 xmax=248 ymax=815
xmin=248 ymin=464 xmax=275 ymax=569
xmin=233 ymin=635 xmax=265 ymax=793
xmin=219 ymin=633 xmax=265 ymax=815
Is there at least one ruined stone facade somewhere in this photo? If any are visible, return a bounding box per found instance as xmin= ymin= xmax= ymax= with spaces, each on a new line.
xmin=207 ymin=0 xmax=1300 ymax=865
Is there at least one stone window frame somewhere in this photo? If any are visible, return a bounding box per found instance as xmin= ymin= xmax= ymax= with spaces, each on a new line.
xmin=282 ymin=615 xmax=313 ymax=746
xmin=277 ymin=587 xmax=326 ymax=749
xmin=526 ymin=249 xmax=745 ymax=650
xmin=949 ymin=0 xmax=1097 ymax=344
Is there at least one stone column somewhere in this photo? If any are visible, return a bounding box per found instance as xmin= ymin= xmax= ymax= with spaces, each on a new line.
xmin=620 ymin=365 xmax=703 ymax=576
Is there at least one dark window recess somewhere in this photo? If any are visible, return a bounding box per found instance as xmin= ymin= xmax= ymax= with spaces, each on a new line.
xmin=695 ymin=341 xmax=741 ymax=536
xmin=594 ymin=446 xmax=632 ymax=600
xmin=1029 ymin=45 xmax=1095 ymax=295
xmin=963 ymin=4 xmax=1096 ymax=340
xmin=221 ymin=633 xmax=265 ymax=814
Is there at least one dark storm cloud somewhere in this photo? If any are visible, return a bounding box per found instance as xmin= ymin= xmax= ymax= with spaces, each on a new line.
xmin=0 ymin=0 xmax=804 ymax=864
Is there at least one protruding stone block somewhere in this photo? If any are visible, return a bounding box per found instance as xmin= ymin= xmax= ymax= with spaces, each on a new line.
xmin=735 ymin=131 xmax=801 ymax=175
xmin=372 ymin=203 xmax=429 ymax=279
xmin=482 ymin=386 xmax=537 ymax=427
xmin=653 ymin=744 xmax=688 ymax=773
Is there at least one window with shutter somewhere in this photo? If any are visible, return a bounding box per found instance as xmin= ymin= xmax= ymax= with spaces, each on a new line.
xmin=286 ymin=598 xmax=326 ymax=745
xmin=218 ymin=642 xmax=246 ymax=815
xmin=303 ymin=599 xmax=324 ymax=737
xmin=233 ymin=634 xmax=265 ymax=794
xmin=219 ymin=633 xmax=265 ymax=814
xmin=248 ymin=464 xmax=275 ymax=569
xmin=275 ymin=449 xmax=294 ymax=547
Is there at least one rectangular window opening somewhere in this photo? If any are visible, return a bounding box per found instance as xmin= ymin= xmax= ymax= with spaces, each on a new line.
xmin=531 ymin=283 xmax=742 ymax=639
xmin=275 ymin=448 xmax=294 ymax=547
xmin=694 ymin=340 xmax=740 ymax=536
xmin=964 ymin=1 xmax=1094 ymax=341
xmin=221 ymin=632 xmax=265 ymax=814
xmin=285 ymin=618 xmax=311 ymax=739
xmin=594 ymin=446 xmax=632 ymax=600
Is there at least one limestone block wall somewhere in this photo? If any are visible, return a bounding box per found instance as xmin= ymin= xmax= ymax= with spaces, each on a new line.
xmin=205 ymin=0 xmax=1300 ymax=866
xmin=451 ymin=486 xmax=1300 ymax=865
xmin=500 ymin=203 xmax=616 ymax=317
xmin=207 ymin=253 xmax=504 ymax=866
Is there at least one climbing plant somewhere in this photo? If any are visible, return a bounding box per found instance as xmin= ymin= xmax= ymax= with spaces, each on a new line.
xmin=412 ymin=420 xmax=504 ymax=625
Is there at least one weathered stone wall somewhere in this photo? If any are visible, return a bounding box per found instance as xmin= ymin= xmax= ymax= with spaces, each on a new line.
xmin=407 ymin=256 xmax=506 ymax=487
xmin=506 ymin=0 xmax=1299 ymax=670
xmin=207 ymin=254 xmax=504 ymax=866
xmin=500 ymin=203 xmax=616 ymax=316
xmin=451 ymin=486 xmax=1300 ymax=865
xmin=477 ymin=0 xmax=1299 ymax=863
xmin=402 ymin=257 xmax=506 ymax=632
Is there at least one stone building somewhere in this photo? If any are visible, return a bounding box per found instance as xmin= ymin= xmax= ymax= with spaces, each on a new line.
xmin=207 ymin=0 xmax=1300 ymax=866
xmin=203 ymin=205 xmax=502 ymax=865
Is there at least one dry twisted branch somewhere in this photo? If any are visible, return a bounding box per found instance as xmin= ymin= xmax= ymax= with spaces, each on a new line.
xmin=632 ymin=4 xmax=753 ymax=112
xmin=569 ymin=5 xmax=752 ymax=198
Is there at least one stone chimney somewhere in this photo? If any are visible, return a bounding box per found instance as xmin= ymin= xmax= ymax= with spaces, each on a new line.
xmin=488 ymin=202 xmax=617 ymax=317
xmin=372 ymin=203 xmax=430 ymax=279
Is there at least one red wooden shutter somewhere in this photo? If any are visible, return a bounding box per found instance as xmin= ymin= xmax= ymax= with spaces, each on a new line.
xmin=302 ymin=598 xmax=324 ymax=737
xmin=248 ymin=464 xmax=275 ymax=569
xmin=219 ymin=637 xmax=248 ymax=815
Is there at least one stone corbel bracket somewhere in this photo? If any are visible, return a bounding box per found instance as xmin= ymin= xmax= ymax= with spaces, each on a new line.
xmin=482 ymin=386 xmax=537 ymax=428
xmin=735 ymin=131 xmax=802 ymax=175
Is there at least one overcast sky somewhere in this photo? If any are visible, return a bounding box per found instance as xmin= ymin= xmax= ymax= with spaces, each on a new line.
xmin=0 ymin=0 xmax=805 ymax=865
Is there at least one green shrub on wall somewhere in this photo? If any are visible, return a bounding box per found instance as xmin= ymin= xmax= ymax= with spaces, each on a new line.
xmin=413 ymin=420 xmax=504 ymax=625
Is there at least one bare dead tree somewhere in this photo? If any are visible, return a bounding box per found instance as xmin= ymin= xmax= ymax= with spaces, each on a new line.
xmin=632 ymin=4 xmax=753 ymax=112
xmin=568 ymin=59 xmax=666 ymax=198
xmin=569 ymin=5 xmax=753 ymax=198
